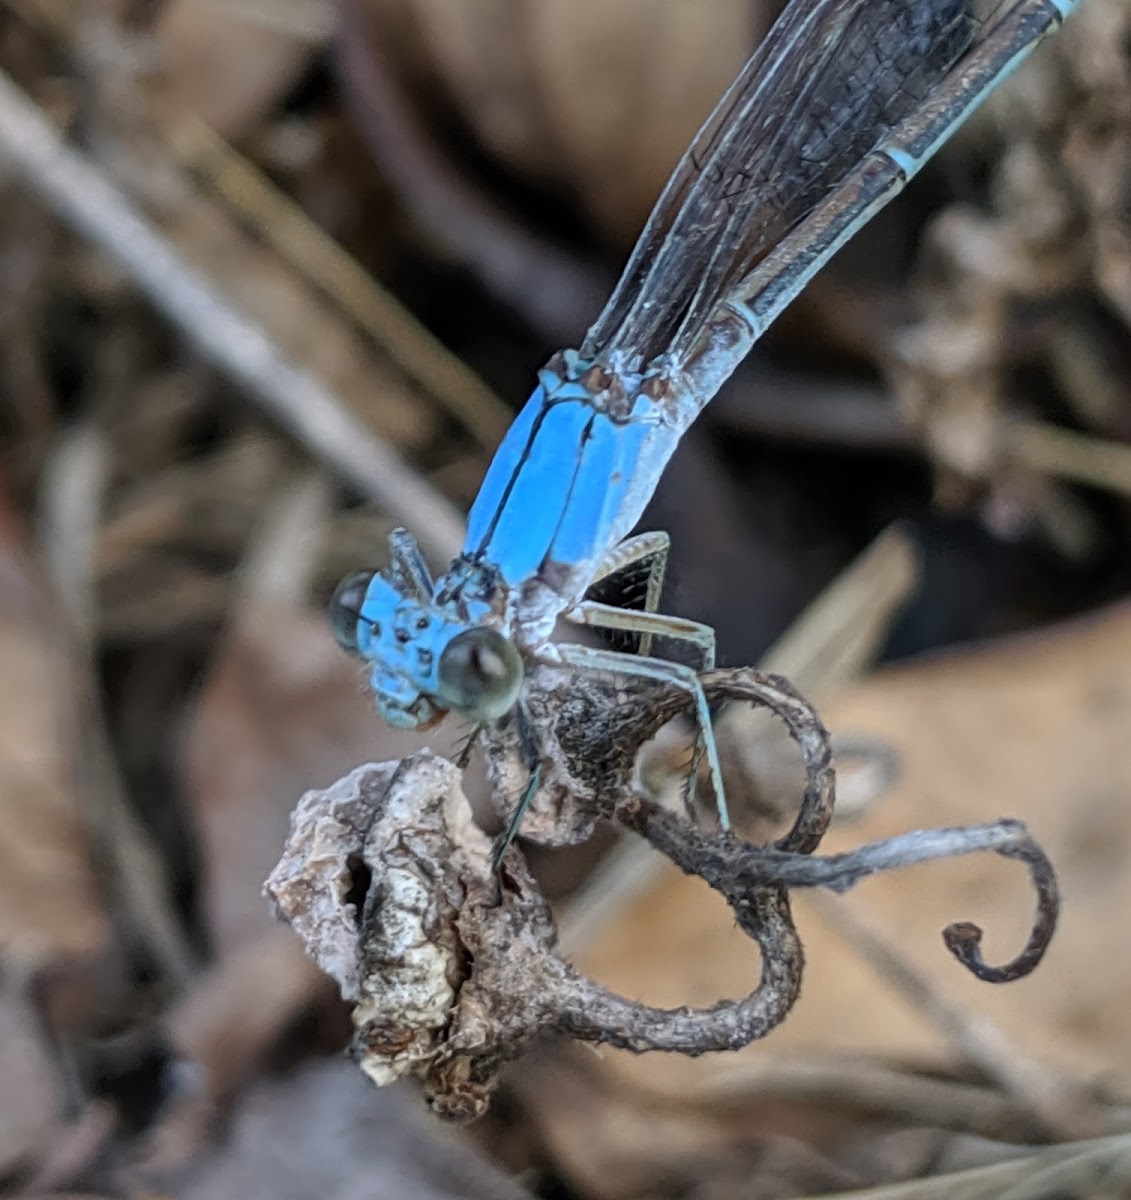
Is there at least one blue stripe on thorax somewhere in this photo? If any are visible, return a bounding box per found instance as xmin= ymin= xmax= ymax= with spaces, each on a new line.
xmin=463 ymin=365 xmax=655 ymax=592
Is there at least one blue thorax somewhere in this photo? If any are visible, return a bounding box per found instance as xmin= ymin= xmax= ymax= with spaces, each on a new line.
xmin=346 ymin=351 xmax=688 ymax=727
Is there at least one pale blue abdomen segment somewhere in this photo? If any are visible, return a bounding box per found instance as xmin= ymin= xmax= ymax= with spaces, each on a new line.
xmin=543 ymin=406 xmax=652 ymax=569
xmin=463 ymin=384 xmax=546 ymax=555
xmin=464 ymin=388 xmax=588 ymax=583
xmin=464 ymin=382 xmax=659 ymax=593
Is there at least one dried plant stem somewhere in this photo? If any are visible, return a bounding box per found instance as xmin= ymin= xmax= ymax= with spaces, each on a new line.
xmin=270 ymin=671 xmax=1059 ymax=1116
xmin=0 ymin=67 xmax=465 ymax=563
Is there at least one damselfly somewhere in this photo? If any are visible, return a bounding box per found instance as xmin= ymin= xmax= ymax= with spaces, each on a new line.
xmin=330 ymin=0 xmax=1079 ymax=861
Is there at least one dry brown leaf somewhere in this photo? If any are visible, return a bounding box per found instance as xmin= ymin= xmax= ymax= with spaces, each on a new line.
xmin=362 ymin=0 xmax=769 ymax=243
xmin=0 ymin=500 xmax=110 ymax=968
xmin=522 ymin=0 xmax=764 ymax=243
xmin=557 ymin=603 xmax=1131 ymax=1153
xmin=155 ymin=0 xmax=329 ymax=140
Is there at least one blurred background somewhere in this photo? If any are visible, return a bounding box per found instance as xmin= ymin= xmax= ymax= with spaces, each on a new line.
xmin=2 ymin=0 xmax=1131 ymax=1196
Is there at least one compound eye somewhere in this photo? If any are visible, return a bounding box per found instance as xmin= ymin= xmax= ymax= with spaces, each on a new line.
xmin=328 ymin=569 xmax=376 ymax=654
xmin=437 ymin=627 xmax=523 ymax=722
